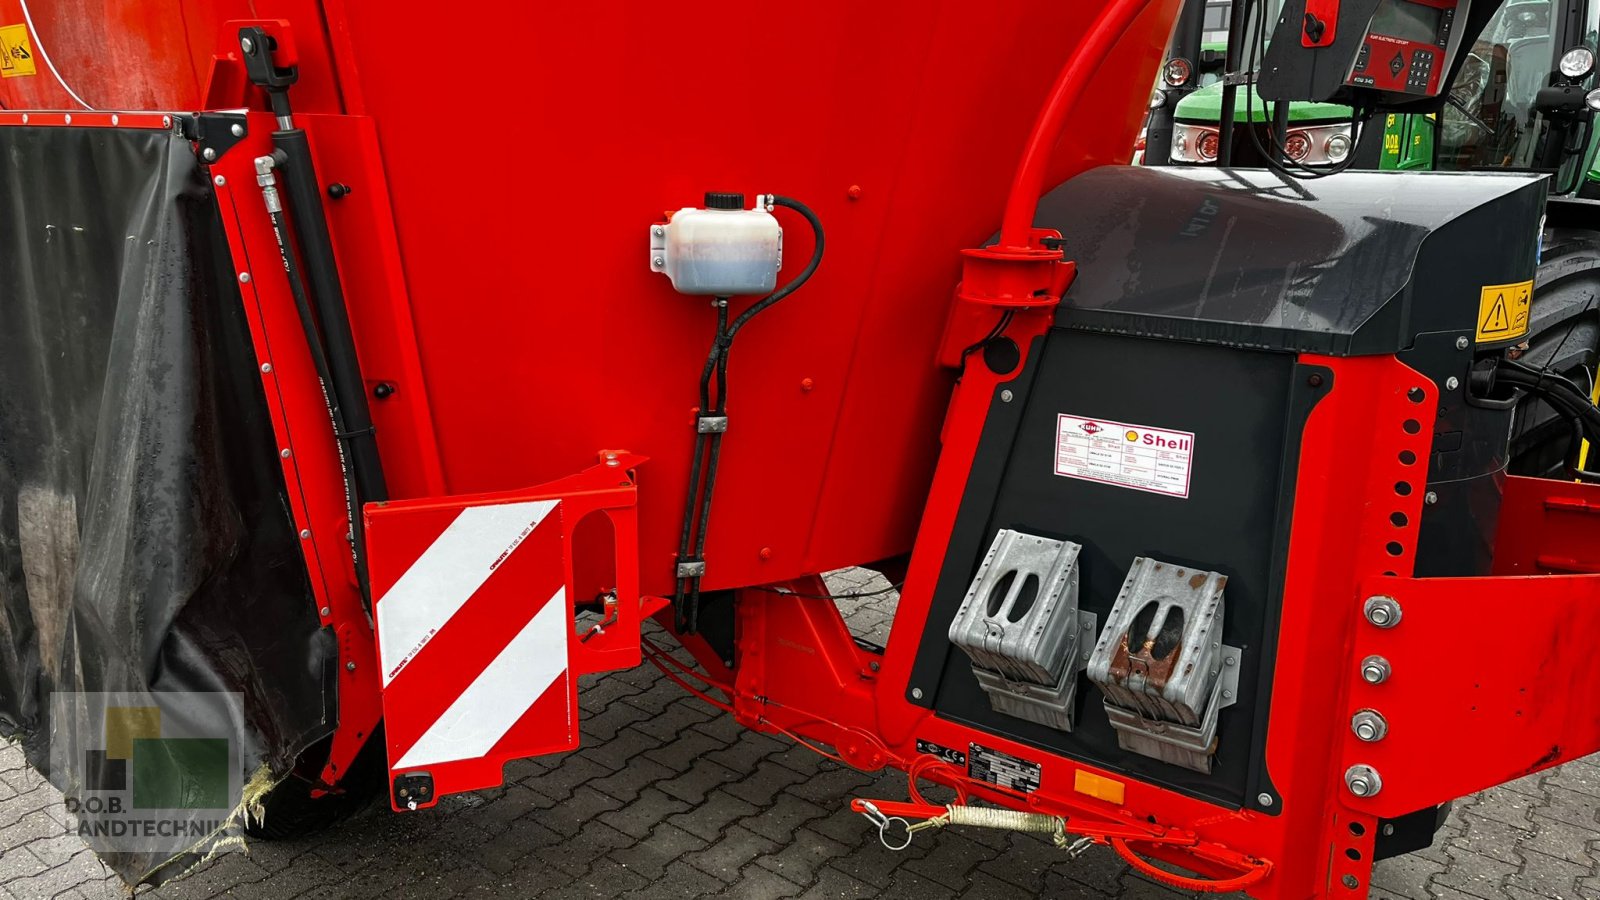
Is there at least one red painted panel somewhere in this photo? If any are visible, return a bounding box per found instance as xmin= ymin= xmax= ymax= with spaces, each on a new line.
xmin=327 ymin=1 xmax=1179 ymax=595
xmin=0 ymin=0 xmax=1179 ymax=597
xmin=0 ymin=0 xmax=343 ymax=112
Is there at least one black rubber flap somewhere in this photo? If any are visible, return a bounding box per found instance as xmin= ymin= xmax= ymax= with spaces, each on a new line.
xmin=0 ymin=127 xmax=331 ymax=883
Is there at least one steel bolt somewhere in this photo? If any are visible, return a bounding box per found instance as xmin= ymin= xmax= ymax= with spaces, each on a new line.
xmin=299 ymin=529 xmax=311 ymax=539
xmin=161 ymin=115 xmax=171 ymax=128
xmin=63 ymin=114 xmax=72 ymax=125
xmin=1345 ymin=764 xmax=1383 ymax=798
xmin=19 ymin=114 xmax=27 ymax=125
xmin=241 ymin=36 xmax=254 ymax=53
xmin=1256 ymin=792 xmax=1274 ymax=807
xmin=203 ymin=147 xmax=217 ymax=161
xmin=346 ymin=661 xmax=357 ymax=671
xmin=110 ymin=114 xmax=119 ymax=126
xmin=260 ymin=363 xmax=273 ymax=373
xmin=230 ymin=123 xmax=245 ymax=138
xmin=1360 ymin=655 xmax=1392 ymax=685
xmin=652 ymin=226 xmax=664 ymax=238
xmin=1363 ymin=595 xmax=1402 ymax=628
xmin=1351 ymin=709 xmax=1389 ymax=742
xmin=280 ymin=448 xmax=291 ymax=459
xmin=214 ymin=175 xmax=227 ymax=187
xmin=911 ymin=688 xmax=924 ymax=700
xmin=1424 ymin=491 xmax=1438 ymax=505
xmin=238 ymin=272 xmax=251 ymax=284
xmin=869 ymin=660 xmax=881 ymax=672
xmin=319 ymin=606 xmax=331 ymax=617
xmin=1456 ymin=336 xmax=1471 ymax=350
xmin=1000 ymin=390 xmax=1014 ymax=403
xmin=1445 ymin=376 xmax=1460 ymax=390
xmin=652 ymin=256 xmax=664 ymax=268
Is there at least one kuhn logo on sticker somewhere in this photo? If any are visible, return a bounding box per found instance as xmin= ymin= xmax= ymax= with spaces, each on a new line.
xmin=1055 ymin=414 xmax=1194 ymax=498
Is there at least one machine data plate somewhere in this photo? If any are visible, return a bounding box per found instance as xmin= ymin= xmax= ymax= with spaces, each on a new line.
xmin=1054 ymin=414 xmax=1194 ymax=498
xmin=916 ymin=739 xmax=967 ymax=767
xmin=968 ymin=742 xmax=1042 ymax=793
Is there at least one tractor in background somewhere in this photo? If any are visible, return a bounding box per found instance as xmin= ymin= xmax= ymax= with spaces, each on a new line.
xmin=1148 ymin=0 xmax=1600 ymax=481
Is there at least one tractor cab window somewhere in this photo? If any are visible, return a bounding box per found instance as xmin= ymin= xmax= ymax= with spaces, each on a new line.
xmin=1202 ymin=1 xmax=1232 ymax=44
xmin=1437 ymin=0 xmax=1592 ymax=177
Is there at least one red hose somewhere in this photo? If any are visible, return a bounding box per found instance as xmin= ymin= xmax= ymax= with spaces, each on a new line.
xmin=998 ymin=0 xmax=1158 ymax=248
xmin=1111 ymin=838 xmax=1273 ymax=892
xmin=905 ymin=753 xmax=972 ymax=807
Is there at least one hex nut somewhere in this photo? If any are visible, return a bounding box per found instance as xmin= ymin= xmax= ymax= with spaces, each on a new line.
xmin=1351 ymin=709 xmax=1388 ymax=742
xmin=1346 ymin=764 xmax=1383 ymax=797
xmin=1360 ymin=655 xmax=1391 ymax=685
xmin=1363 ymin=595 xmax=1401 ymax=628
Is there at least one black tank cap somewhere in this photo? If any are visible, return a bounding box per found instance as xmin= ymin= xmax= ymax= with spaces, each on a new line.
xmin=704 ymin=192 xmax=745 ymax=210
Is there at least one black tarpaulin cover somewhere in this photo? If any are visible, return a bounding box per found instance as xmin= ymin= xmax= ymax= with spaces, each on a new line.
xmin=0 ymin=126 xmax=332 ymax=882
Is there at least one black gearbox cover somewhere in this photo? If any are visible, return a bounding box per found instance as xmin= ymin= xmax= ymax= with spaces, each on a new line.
xmin=1036 ymin=165 xmax=1545 ymax=355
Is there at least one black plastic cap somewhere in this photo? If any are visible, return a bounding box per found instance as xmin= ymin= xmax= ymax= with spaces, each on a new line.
xmin=704 ymin=192 xmax=745 ymax=210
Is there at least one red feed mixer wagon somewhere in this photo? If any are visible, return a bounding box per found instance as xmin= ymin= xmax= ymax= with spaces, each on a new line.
xmin=0 ymin=0 xmax=1595 ymax=894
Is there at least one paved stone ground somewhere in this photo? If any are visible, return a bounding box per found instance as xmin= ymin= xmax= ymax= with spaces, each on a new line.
xmin=0 ymin=572 xmax=1596 ymax=899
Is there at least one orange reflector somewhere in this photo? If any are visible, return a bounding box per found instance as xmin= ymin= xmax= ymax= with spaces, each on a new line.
xmin=1074 ymin=770 xmax=1126 ymax=805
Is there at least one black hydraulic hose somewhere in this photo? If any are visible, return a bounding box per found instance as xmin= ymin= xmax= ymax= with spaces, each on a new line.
xmin=687 ymin=431 xmax=723 ymax=632
xmin=671 ymin=197 xmax=824 ymax=633
xmin=238 ymin=32 xmax=384 ymax=605
xmin=1271 ymin=100 xmax=1290 ymax=164
xmin=675 ymin=422 xmax=709 ymax=600
xmin=258 ymin=162 xmax=369 ymax=594
xmin=270 ymin=128 xmax=388 ymax=506
xmin=1497 ymin=361 xmax=1600 ymax=444
xmin=674 ymin=302 xmax=728 ymax=619
xmin=723 ymin=196 xmax=824 ymax=344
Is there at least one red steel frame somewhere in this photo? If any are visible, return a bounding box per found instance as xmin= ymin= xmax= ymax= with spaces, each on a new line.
xmin=7 ymin=6 xmax=1600 ymax=897
xmin=685 ymin=342 xmax=1600 ymax=895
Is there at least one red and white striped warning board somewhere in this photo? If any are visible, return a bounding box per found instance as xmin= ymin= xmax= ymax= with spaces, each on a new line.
xmin=369 ymin=496 xmax=577 ymax=804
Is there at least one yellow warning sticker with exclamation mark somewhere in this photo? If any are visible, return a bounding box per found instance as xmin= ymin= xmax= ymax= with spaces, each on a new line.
xmin=1476 ymin=279 xmax=1532 ymax=343
xmin=0 ymin=24 xmax=36 ymax=78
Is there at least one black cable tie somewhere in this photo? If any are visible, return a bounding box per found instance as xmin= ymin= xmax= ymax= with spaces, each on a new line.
xmin=335 ymin=425 xmax=376 ymax=439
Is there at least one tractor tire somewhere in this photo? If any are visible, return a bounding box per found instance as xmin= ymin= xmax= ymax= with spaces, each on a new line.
xmin=243 ymin=730 xmax=387 ymax=840
xmin=1507 ymin=226 xmax=1600 ymax=479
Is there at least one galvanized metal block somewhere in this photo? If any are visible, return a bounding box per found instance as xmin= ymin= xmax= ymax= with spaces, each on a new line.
xmin=1087 ymin=556 xmax=1238 ymax=772
xmin=948 ymin=529 xmax=1092 ymax=730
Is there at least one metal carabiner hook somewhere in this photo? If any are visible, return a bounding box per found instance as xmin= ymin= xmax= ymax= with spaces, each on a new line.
xmin=858 ymin=801 xmax=914 ymax=851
